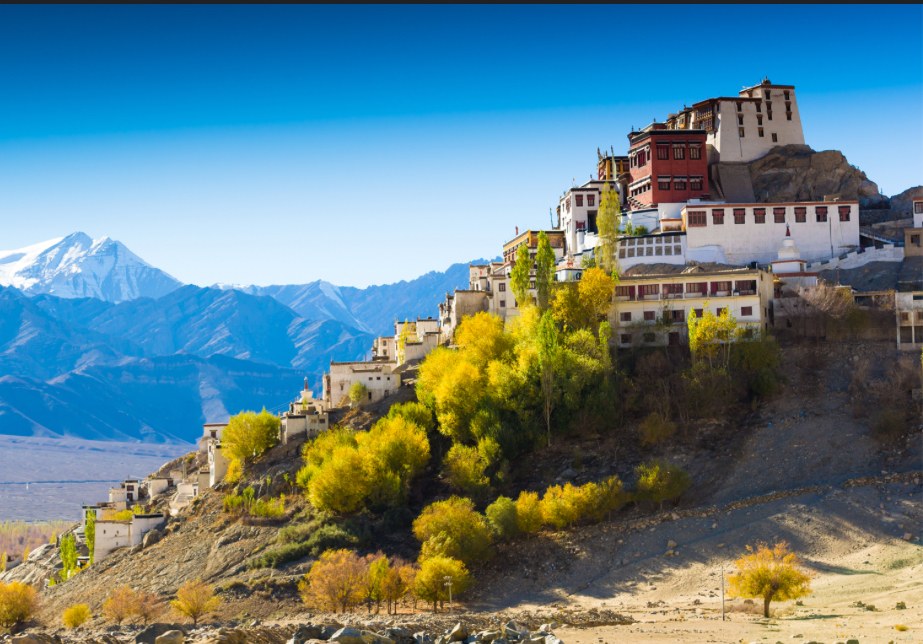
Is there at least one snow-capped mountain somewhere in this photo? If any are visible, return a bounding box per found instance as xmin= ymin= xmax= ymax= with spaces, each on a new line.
xmin=0 ymin=232 xmax=182 ymax=303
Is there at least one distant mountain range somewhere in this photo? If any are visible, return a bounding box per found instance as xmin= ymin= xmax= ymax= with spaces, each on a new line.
xmin=0 ymin=233 xmax=488 ymax=443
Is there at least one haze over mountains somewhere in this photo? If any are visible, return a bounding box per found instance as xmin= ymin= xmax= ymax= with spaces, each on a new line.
xmin=0 ymin=233 xmax=484 ymax=443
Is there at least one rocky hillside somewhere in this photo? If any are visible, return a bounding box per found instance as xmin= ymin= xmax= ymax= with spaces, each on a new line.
xmin=748 ymin=144 xmax=887 ymax=208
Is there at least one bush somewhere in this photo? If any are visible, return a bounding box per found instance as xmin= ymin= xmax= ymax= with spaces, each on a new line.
xmin=249 ymin=541 xmax=313 ymax=570
xmin=634 ymin=460 xmax=691 ymax=510
xmin=413 ymin=497 xmax=492 ymax=564
xmin=515 ymin=491 xmax=543 ymax=534
xmin=485 ymin=496 xmax=519 ymax=540
xmin=443 ymin=445 xmax=490 ymax=499
xmin=62 ymin=604 xmax=91 ymax=628
xmin=0 ymin=581 xmax=39 ymax=632
xmin=414 ymin=556 xmax=470 ymax=613
xmin=638 ymin=413 xmax=676 ymax=446
xmin=134 ymin=592 xmax=162 ymax=625
xmin=102 ymin=586 xmax=136 ymax=626
xmin=540 ymin=484 xmax=582 ymax=529
xmin=299 ymin=549 xmax=367 ymax=612
xmin=250 ymin=496 xmax=285 ymax=518
xmin=348 ymin=381 xmax=367 ymax=403
xmin=170 ymin=579 xmax=220 ymax=626
xmin=386 ymin=402 xmax=435 ymax=433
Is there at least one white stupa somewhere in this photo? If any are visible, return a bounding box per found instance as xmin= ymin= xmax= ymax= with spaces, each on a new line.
xmin=771 ymin=225 xmax=817 ymax=288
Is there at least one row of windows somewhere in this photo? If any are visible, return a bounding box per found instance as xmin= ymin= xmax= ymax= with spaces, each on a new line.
xmin=574 ymin=194 xmax=596 ymax=207
xmin=739 ymin=128 xmax=781 ymax=140
xmin=657 ymin=177 xmax=704 ymax=191
xmin=620 ymin=326 xmax=756 ymax=344
xmin=620 ymin=245 xmax=683 ymax=258
xmin=618 ymin=306 xmax=754 ymax=323
xmin=688 ymin=205 xmax=850 ymax=227
xmin=616 ymin=281 xmax=756 ymax=297
xmin=655 ymin=145 xmax=702 ymax=161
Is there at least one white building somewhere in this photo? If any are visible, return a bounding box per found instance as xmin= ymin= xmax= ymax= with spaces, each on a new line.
xmin=169 ymin=481 xmax=199 ymax=516
xmin=322 ymin=361 xmax=401 ymax=408
xmin=144 ymin=477 xmax=173 ymax=498
xmin=107 ymin=478 xmax=141 ymax=506
xmin=770 ymin=225 xmax=818 ymax=292
xmin=896 ymin=292 xmax=923 ymax=350
xmin=199 ymin=423 xmax=228 ymax=452
xmin=613 ymin=264 xmax=775 ymax=347
xmin=93 ymin=513 xmax=166 ymax=560
xmin=557 ymin=181 xmax=621 ymax=256
xmin=280 ymin=386 xmax=331 ymax=444
xmin=688 ymin=79 xmax=805 ymax=164
xmin=208 ymin=441 xmax=230 ymax=488
xmin=373 ymin=317 xmax=443 ymax=363
xmin=680 ymin=201 xmax=859 ymax=265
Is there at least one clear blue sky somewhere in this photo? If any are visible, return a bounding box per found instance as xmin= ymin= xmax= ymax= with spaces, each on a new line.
xmin=1 ymin=5 xmax=920 ymax=288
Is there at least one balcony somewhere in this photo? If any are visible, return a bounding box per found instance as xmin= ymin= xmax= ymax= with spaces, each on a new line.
xmin=683 ymin=291 xmax=706 ymax=299
xmin=663 ymin=293 xmax=684 ymax=300
xmin=616 ymin=295 xmax=637 ymax=302
xmin=736 ymin=289 xmax=756 ymax=296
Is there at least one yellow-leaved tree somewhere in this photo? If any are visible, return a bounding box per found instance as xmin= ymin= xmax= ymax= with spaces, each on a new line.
xmin=413 ymin=496 xmax=493 ymax=564
xmin=62 ymin=604 xmax=91 ymax=628
xmin=727 ymin=541 xmax=813 ymax=617
xmin=578 ymin=267 xmax=615 ymax=327
xmin=298 ymin=549 xmax=367 ymax=613
xmin=687 ymin=301 xmax=743 ymax=371
xmin=0 ymin=581 xmax=40 ymax=633
xmin=414 ymin=555 xmax=471 ymax=614
xmin=222 ymin=408 xmax=280 ymax=464
xmin=170 ymin=579 xmax=220 ymax=626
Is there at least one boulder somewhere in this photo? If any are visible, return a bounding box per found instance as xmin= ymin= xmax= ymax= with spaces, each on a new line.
xmin=154 ymin=631 xmax=184 ymax=644
xmin=142 ymin=529 xmax=163 ymax=549
xmin=448 ymin=623 xmax=469 ymax=642
xmin=294 ymin=625 xmax=326 ymax=641
xmin=321 ymin=626 xmax=341 ymax=640
xmin=11 ymin=636 xmax=59 ymax=644
xmin=136 ymin=624 xmax=188 ymax=644
xmin=413 ymin=633 xmax=434 ymax=644
xmin=545 ymin=638 xmax=564 ymax=644
xmin=477 ymin=631 xmax=501 ymax=642
xmin=362 ymin=631 xmax=394 ymax=644
xmin=331 ymin=627 xmax=367 ymax=644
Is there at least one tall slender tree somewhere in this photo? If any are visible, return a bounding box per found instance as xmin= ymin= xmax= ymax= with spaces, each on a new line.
xmin=536 ymin=311 xmax=559 ymax=447
xmin=510 ymin=243 xmax=532 ymax=309
xmin=596 ymin=182 xmax=622 ymax=278
xmin=534 ymin=232 xmax=555 ymax=310
xmin=84 ymin=510 xmax=95 ymax=566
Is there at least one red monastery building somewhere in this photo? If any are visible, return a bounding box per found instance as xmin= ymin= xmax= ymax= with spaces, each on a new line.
xmin=626 ymin=124 xmax=708 ymax=210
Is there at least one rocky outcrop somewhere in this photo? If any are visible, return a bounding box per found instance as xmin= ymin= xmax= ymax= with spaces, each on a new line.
xmin=748 ymin=144 xmax=887 ymax=208
xmin=890 ymin=185 xmax=923 ymax=216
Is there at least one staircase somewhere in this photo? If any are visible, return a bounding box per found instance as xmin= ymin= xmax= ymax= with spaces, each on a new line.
xmin=859 ymin=226 xmax=902 ymax=245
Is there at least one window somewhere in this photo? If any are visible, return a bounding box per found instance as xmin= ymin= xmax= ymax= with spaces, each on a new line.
xmin=766 ymin=101 xmax=772 ymax=111
xmin=774 ymin=207 xmax=786 ymax=223
xmin=641 ymin=284 xmax=659 ymax=298
xmin=500 ymin=300 xmax=506 ymax=308
xmin=689 ymin=145 xmax=701 ymax=160
xmin=753 ymin=208 xmax=766 ymax=224
xmin=688 ymin=210 xmax=706 ymax=227
xmin=758 ymin=128 xmax=764 ymax=137
xmin=901 ymin=312 xmax=909 ymax=322
xmin=716 ymin=307 xmax=727 ymax=316
xmin=499 ymin=283 xmax=506 ymax=292
xmin=915 ymin=201 xmax=923 ymax=214
xmin=663 ymin=284 xmax=683 ymax=299
xmin=673 ymin=145 xmax=685 ymax=160
xmin=588 ymin=194 xmax=595 ymax=207
xmin=911 ymin=234 xmax=920 ymax=246
xmin=712 ymin=209 xmax=725 ymax=224
xmin=739 ymin=127 xmax=745 ymax=138
xmin=838 ymin=206 xmax=851 ymax=222
xmin=737 ymin=114 xmax=744 ymax=126
xmin=686 ymin=282 xmax=707 ymax=295
xmin=767 ymin=112 xmax=773 ymax=121
xmin=674 ymin=177 xmax=687 ymax=190
xmin=529 ymin=280 xmax=535 ymax=289
xmin=757 ymin=115 xmax=763 ymax=125
xmin=734 ymin=208 xmax=746 ymax=224
xmin=643 ymin=333 xmax=656 ymax=343
xmin=736 ymin=102 xmax=742 ymax=112
xmin=712 ymin=281 xmax=732 ymax=293
xmin=785 ymin=100 xmax=792 ymax=111
xmin=694 ymin=308 xmax=703 ymax=318
xmin=764 ymin=90 xmax=770 ymax=99
xmin=657 ymin=145 xmax=669 ymax=160
xmin=576 ymin=195 xmax=583 ymax=207
xmin=658 ymin=177 xmax=671 ymax=190
xmin=816 ymin=206 xmax=828 ymax=222
xmin=671 ymin=310 xmax=685 ymax=322
xmin=784 ymin=91 xmax=790 ymax=101
xmin=620 ymin=334 xmax=631 ymax=344
xmin=771 ymin=133 xmax=778 ymax=142
xmin=620 ymin=312 xmax=631 ymax=322
xmin=644 ymin=311 xmax=656 ymax=321
xmin=756 ymin=103 xmax=762 ymax=113
xmin=787 ymin=113 xmax=792 ymax=121
xmin=794 ymin=207 xmax=806 ymax=223
xmin=690 ymin=177 xmax=703 ymax=191
xmin=616 ymin=285 xmax=632 ymax=298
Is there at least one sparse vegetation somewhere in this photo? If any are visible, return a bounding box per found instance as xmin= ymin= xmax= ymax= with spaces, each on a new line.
xmin=102 ymin=585 xmax=137 ymax=626
xmin=633 ymin=460 xmax=691 ymax=510
xmin=0 ymin=581 xmax=40 ymax=632
xmin=0 ymin=520 xmax=73 ymax=564
xmin=170 ymin=579 xmax=220 ymax=626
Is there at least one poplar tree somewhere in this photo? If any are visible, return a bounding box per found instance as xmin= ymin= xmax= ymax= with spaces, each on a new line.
xmin=596 ymin=182 xmax=622 ymax=278
xmin=510 ymin=243 xmax=532 ymax=310
xmin=534 ymin=232 xmax=556 ymax=310
xmin=85 ymin=510 xmax=96 ymax=565
xmin=536 ymin=311 xmax=558 ymax=447
xmin=59 ymin=534 xmax=77 ymax=580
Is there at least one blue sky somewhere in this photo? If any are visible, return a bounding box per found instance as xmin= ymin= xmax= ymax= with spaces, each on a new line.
xmin=1 ymin=5 xmax=920 ymax=288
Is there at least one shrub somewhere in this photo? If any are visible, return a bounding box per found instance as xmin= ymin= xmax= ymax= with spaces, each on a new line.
xmin=170 ymin=579 xmax=220 ymax=626
xmin=580 ymin=476 xmax=628 ymax=522
xmin=485 ymin=496 xmax=519 ymax=541
xmin=250 ymin=496 xmax=285 ymax=518
xmin=102 ymin=585 xmax=137 ymax=626
xmin=62 ymin=604 xmax=91 ymax=628
xmin=221 ymin=409 xmax=280 ymax=463
xmin=134 ymin=592 xmax=162 ymax=625
xmin=386 ymin=401 xmax=435 ymax=433
xmin=443 ymin=445 xmax=490 ymax=499
xmin=540 ymin=484 xmax=582 ymax=529
xmin=727 ymin=541 xmax=813 ymax=618
xmin=298 ymin=549 xmax=367 ymax=612
xmin=348 ymin=381 xmax=367 ymax=403
xmin=896 ymin=625 xmax=909 ymax=632
xmin=873 ymin=409 xmax=906 ymax=440
xmin=223 ymin=494 xmax=245 ymax=515
xmin=634 ymin=460 xmax=691 ymax=510
xmin=0 ymin=581 xmax=39 ymax=632
xmin=413 ymin=556 xmax=470 ymax=613
xmin=515 ymin=491 xmax=543 ymax=534
xmin=412 ymin=497 xmax=492 ymax=564
xmin=249 ymin=541 xmax=313 ymax=570
xmin=638 ymin=413 xmax=676 ymax=446
xmin=308 ymin=449 xmax=370 ymax=514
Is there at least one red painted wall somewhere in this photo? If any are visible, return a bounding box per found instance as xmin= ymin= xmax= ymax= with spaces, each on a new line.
xmin=628 ymin=132 xmax=708 ymax=207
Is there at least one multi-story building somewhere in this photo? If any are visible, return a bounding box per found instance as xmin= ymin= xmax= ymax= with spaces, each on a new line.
xmin=680 ymin=200 xmax=859 ymax=265
xmin=322 ymin=360 xmax=401 ymax=407
xmin=613 ymin=264 xmax=775 ymax=347
xmin=280 ymin=384 xmax=330 ymax=444
xmin=626 ymin=125 xmax=708 ymax=210
xmin=372 ymin=316 xmax=442 ymax=362
xmin=557 ymin=182 xmax=620 ymax=256
xmin=896 ymin=292 xmax=923 ymax=350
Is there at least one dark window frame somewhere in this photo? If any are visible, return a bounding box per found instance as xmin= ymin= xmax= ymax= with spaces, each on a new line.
xmin=753 ymin=208 xmax=766 ymax=224
xmin=712 ymin=209 xmax=725 ymax=224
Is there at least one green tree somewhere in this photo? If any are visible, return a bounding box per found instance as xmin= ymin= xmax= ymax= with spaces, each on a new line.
xmin=596 ymin=182 xmax=621 ymax=277
xmin=535 ymin=232 xmax=556 ymax=310
xmin=414 ymin=556 xmax=471 ymax=613
xmin=84 ymin=510 xmax=96 ymax=566
xmin=634 ymin=460 xmax=691 ymax=510
xmin=510 ymin=243 xmax=532 ymax=309
xmin=413 ymin=496 xmax=493 ymax=564
xmin=59 ymin=534 xmax=77 ymax=581
xmin=485 ymin=496 xmax=519 ymax=540
xmin=536 ymin=310 xmax=558 ymax=447
xmin=385 ymin=401 xmax=435 ymax=433
xmin=348 ymin=381 xmax=368 ymax=404
xmin=222 ymin=408 xmax=281 ymax=463
xmin=442 ymin=444 xmax=490 ymax=499
xmin=364 ymin=553 xmax=389 ymax=613
xmin=598 ymin=320 xmax=612 ymax=376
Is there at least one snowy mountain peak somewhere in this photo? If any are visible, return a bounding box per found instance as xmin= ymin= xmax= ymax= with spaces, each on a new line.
xmin=0 ymin=233 xmax=183 ymax=303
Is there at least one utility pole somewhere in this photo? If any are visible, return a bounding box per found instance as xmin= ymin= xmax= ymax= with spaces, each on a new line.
xmin=443 ymin=576 xmax=453 ymax=615
xmin=721 ymin=565 xmax=725 ymax=621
